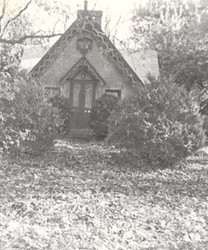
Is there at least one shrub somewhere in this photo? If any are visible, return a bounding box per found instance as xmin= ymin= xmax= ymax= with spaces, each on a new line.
xmin=107 ymin=77 xmax=205 ymax=169
xmin=199 ymin=101 xmax=208 ymax=142
xmin=0 ymin=78 xmax=56 ymax=157
xmin=0 ymin=44 xmax=21 ymax=101
xmin=48 ymin=95 xmax=71 ymax=135
xmin=90 ymin=94 xmax=119 ymax=139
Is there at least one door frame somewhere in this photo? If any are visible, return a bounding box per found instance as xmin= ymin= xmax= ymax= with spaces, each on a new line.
xmin=69 ymin=79 xmax=96 ymax=128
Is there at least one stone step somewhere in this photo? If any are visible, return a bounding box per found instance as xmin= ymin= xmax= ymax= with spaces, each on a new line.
xmin=69 ymin=129 xmax=95 ymax=140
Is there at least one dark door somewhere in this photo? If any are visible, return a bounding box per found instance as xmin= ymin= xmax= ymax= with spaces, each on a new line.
xmin=70 ymin=79 xmax=95 ymax=129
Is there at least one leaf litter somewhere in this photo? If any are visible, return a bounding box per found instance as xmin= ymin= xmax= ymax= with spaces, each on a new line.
xmin=0 ymin=140 xmax=208 ymax=249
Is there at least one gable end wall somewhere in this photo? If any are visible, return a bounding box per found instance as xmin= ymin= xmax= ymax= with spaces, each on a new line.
xmin=40 ymin=32 xmax=134 ymax=99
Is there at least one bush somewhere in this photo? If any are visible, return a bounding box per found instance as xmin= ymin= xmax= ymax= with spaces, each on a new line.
xmin=48 ymin=95 xmax=71 ymax=135
xmin=107 ymin=77 xmax=206 ymax=169
xmin=90 ymin=94 xmax=119 ymax=139
xmin=0 ymin=78 xmax=56 ymax=157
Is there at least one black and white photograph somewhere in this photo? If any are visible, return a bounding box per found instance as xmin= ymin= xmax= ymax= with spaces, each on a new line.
xmin=0 ymin=0 xmax=208 ymax=249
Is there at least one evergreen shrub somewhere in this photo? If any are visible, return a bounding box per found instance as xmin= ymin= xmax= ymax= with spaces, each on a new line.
xmin=0 ymin=78 xmax=56 ymax=157
xmin=107 ymin=77 xmax=205 ymax=168
xmin=90 ymin=94 xmax=119 ymax=139
xmin=49 ymin=95 xmax=71 ymax=135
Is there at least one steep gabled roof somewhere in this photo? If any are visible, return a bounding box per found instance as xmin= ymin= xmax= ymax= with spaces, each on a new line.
xmin=30 ymin=17 xmax=143 ymax=86
xmin=121 ymin=50 xmax=159 ymax=83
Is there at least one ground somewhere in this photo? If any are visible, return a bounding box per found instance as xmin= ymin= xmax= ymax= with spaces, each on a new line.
xmin=0 ymin=141 xmax=208 ymax=250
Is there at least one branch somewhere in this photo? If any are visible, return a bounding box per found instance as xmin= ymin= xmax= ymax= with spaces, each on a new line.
xmin=0 ymin=33 xmax=62 ymax=45
xmin=111 ymin=16 xmax=121 ymax=44
xmin=0 ymin=0 xmax=6 ymax=33
xmin=0 ymin=0 xmax=32 ymax=38
xmin=0 ymin=0 xmax=6 ymax=20
xmin=199 ymin=85 xmax=208 ymax=100
xmin=52 ymin=19 xmax=66 ymax=34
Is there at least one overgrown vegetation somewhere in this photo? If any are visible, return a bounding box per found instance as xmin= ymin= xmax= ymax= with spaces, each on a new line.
xmin=0 ymin=44 xmax=53 ymax=156
xmin=49 ymin=95 xmax=72 ymax=135
xmin=90 ymin=94 xmax=119 ymax=139
xmin=131 ymin=0 xmax=208 ymax=135
xmin=0 ymin=78 xmax=56 ymax=157
xmin=0 ymin=1 xmax=207 ymax=248
xmin=131 ymin=0 xmax=208 ymax=91
xmin=107 ymin=77 xmax=205 ymax=169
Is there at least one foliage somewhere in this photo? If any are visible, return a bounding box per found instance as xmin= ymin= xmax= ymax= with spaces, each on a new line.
xmin=131 ymin=0 xmax=208 ymax=92
xmin=90 ymin=94 xmax=119 ymax=139
xmin=107 ymin=77 xmax=205 ymax=169
xmin=0 ymin=77 xmax=56 ymax=157
xmin=0 ymin=44 xmax=22 ymax=100
xmin=131 ymin=0 xmax=208 ymax=137
xmin=0 ymin=0 xmax=71 ymax=45
xmin=0 ymin=44 xmax=22 ymax=77
xmin=48 ymin=95 xmax=71 ymax=135
xmin=0 ymin=141 xmax=208 ymax=249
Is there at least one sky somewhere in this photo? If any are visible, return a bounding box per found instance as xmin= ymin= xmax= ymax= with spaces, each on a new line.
xmin=4 ymin=0 xmax=201 ymax=44
xmin=68 ymin=0 xmax=147 ymax=40
xmin=2 ymin=0 xmax=148 ymax=45
xmin=69 ymin=0 xmax=145 ymax=19
xmin=70 ymin=0 xmax=144 ymax=15
xmin=36 ymin=0 xmax=148 ymax=44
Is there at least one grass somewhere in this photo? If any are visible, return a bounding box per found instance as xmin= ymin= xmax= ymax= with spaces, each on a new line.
xmin=0 ymin=140 xmax=208 ymax=249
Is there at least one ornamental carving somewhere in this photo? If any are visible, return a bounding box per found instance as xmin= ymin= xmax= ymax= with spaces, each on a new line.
xmin=30 ymin=19 xmax=141 ymax=86
xmin=60 ymin=57 xmax=105 ymax=86
xmin=77 ymin=37 xmax=92 ymax=55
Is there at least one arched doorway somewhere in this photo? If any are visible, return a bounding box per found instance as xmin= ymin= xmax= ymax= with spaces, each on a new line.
xmin=69 ymin=68 xmax=96 ymax=129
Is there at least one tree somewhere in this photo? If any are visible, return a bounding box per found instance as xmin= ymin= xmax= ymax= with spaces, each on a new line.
xmin=0 ymin=0 xmax=72 ymax=99
xmin=0 ymin=0 xmax=71 ymax=45
xmin=0 ymin=1 xmax=75 ymax=158
xmin=131 ymin=0 xmax=208 ymax=95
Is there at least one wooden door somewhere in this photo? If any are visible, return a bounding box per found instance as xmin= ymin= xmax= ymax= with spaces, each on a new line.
xmin=70 ymin=79 xmax=95 ymax=129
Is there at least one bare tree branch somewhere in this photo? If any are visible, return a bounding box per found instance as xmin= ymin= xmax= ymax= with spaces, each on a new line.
xmin=103 ymin=15 xmax=111 ymax=37
xmin=52 ymin=19 xmax=66 ymax=34
xmin=0 ymin=0 xmax=32 ymax=38
xmin=111 ymin=16 xmax=121 ymax=44
xmin=0 ymin=0 xmax=7 ymax=33
xmin=0 ymin=0 xmax=6 ymax=20
xmin=92 ymin=1 xmax=98 ymax=11
xmin=0 ymin=33 xmax=62 ymax=45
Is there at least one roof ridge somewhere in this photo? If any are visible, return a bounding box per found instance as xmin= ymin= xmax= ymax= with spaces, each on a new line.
xmin=30 ymin=18 xmax=143 ymax=86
